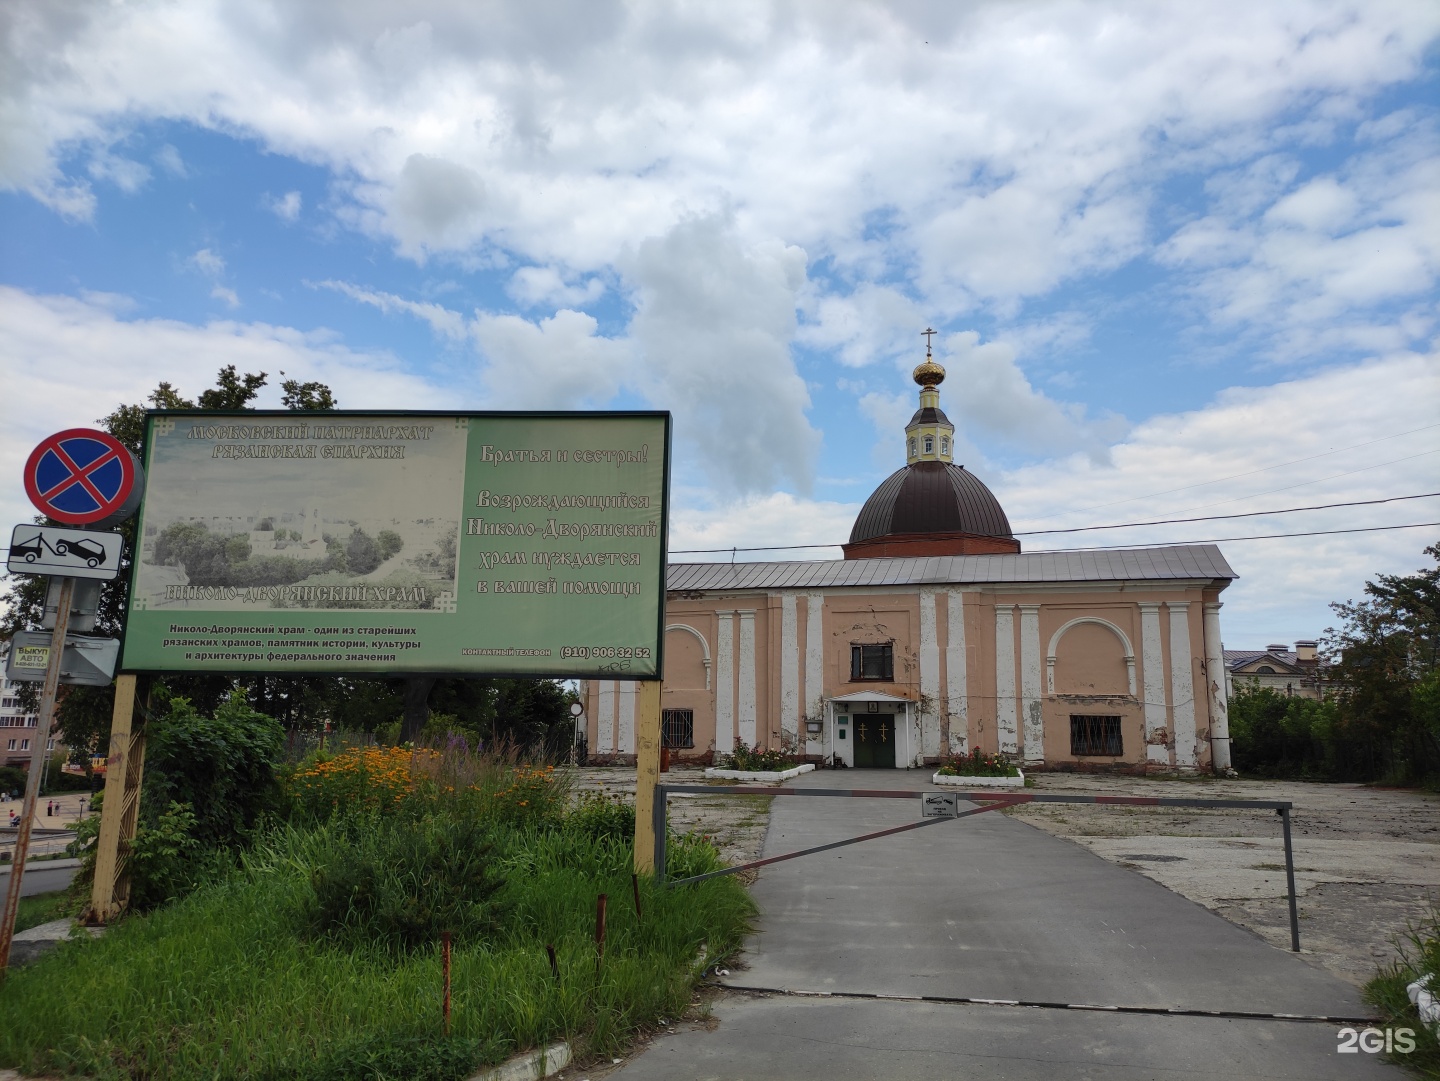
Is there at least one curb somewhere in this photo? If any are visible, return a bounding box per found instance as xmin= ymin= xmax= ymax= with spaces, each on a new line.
xmin=704 ymin=764 xmax=815 ymax=782
xmin=931 ymin=770 xmax=1024 ymax=788
xmin=469 ymin=1041 xmax=571 ymax=1081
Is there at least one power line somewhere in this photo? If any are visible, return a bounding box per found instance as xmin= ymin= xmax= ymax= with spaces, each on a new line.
xmin=668 ymin=493 xmax=1440 ymax=554
xmin=1016 ymin=491 xmax=1440 ymax=536
xmin=1013 ymin=421 xmax=1440 ymax=524
xmin=1027 ymin=521 xmax=1440 ymax=552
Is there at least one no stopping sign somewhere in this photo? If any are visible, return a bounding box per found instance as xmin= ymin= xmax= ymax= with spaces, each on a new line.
xmin=23 ymin=428 xmax=144 ymax=526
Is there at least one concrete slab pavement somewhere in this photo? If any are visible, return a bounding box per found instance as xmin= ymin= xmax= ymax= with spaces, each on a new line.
xmin=605 ymin=770 xmax=1407 ymax=1078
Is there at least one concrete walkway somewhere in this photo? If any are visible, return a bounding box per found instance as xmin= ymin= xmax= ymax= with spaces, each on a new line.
xmin=610 ymin=770 xmax=1403 ymax=1079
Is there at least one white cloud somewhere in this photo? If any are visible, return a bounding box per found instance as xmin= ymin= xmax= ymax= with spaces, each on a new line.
xmin=999 ymin=349 xmax=1440 ymax=645
xmin=669 ymin=492 xmax=859 ymax=561
xmin=506 ymin=266 xmax=604 ymax=309
xmin=266 ymin=190 xmax=302 ymax=222
xmin=0 ymin=287 xmax=449 ymax=543
xmin=86 ymin=150 xmax=150 ymax=193
xmin=314 ymin=280 xmax=467 ymax=341
xmin=628 ymin=215 xmax=819 ymax=496
xmin=472 ymin=308 xmax=630 ymax=408
xmin=189 ymin=248 xmax=226 ymax=277
xmin=1 ymin=0 xmax=1434 ymax=338
xmin=154 ymin=143 xmax=186 ymax=177
xmin=209 ymin=285 xmax=240 ymax=309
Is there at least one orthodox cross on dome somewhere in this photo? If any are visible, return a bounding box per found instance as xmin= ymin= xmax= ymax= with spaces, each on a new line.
xmin=911 ymin=327 xmax=946 ymax=389
xmin=922 ymin=327 xmax=936 ymax=355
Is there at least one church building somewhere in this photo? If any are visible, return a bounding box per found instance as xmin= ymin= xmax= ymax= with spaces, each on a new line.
xmin=582 ymin=344 xmax=1238 ymax=773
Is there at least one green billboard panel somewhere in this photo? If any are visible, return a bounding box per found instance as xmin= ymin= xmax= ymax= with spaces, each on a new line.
xmin=121 ymin=411 xmax=669 ymax=679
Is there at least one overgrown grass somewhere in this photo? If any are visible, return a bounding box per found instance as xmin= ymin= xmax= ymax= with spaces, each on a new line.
xmin=0 ymin=773 xmax=753 ymax=1080
xmin=1365 ymin=911 xmax=1440 ymax=1079
xmin=13 ymin=889 xmax=72 ymax=934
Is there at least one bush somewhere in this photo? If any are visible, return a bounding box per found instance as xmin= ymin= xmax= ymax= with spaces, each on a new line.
xmin=1364 ymin=910 xmax=1440 ymax=1075
xmin=936 ymin=749 xmax=1019 ymax=777
xmin=716 ymin=740 xmax=794 ymax=772
xmin=565 ymin=792 xmax=636 ymax=843
xmin=302 ymin=813 xmax=506 ymax=953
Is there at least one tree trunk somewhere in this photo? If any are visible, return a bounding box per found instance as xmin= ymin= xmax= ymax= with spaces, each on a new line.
xmin=401 ymin=676 xmax=437 ymax=744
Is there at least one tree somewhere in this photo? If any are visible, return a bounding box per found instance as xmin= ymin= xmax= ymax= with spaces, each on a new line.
xmin=1323 ymin=542 xmax=1440 ymax=785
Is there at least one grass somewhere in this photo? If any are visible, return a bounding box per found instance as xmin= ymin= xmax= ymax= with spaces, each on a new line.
xmin=14 ymin=889 xmax=72 ymax=934
xmin=0 ymin=818 xmax=753 ymax=1080
xmin=1365 ymin=912 xmax=1440 ymax=1079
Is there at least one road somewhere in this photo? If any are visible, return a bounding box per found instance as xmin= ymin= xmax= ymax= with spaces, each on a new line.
xmin=0 ymin=859 xmax=79 ymax=898
xmin=608 ymin=770 xmax=1402 ymax=1080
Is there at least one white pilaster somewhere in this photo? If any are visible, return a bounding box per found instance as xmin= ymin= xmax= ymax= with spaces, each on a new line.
xmin=738 ymin=609 xmax=757 ymax=747
xmin=1139 ymin=603 xmax=1168 ymax=767
xmin=1168 ymin=602 xmax=1197 ymax=769
xmin=804 ymin=593 xmax=825 ymax=757
xmin=994 ymin=605 xmax=1018 ymax=756
xmin=715 ymin=610 xmax=734 ymax=754
xmin=945 ymin=590 xmax=968 ymax=754
xmin=780 ymin=594 xmax=800 ymax=751
xmin=1203 ymin=602 xmax=1230 ymax=772
xmin=617 ymin=680 xmax=636 ymax=755
xmin=1019 ymin=604 xmax=1044 ymax=765
xmin=597 ymin=679 xmax=616 ymax=755
xmin=919 ymin=587 xmax=941 ymax=760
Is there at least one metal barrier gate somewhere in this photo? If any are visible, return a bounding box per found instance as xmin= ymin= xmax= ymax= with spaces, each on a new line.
xmin=653 ymin=785 xmax=1304 ymax=952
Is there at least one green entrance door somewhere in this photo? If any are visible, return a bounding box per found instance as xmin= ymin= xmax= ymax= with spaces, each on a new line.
xmin=852 ymin=713 xmax=896 ymax=768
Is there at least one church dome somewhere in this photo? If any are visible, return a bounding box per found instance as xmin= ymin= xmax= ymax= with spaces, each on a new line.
xmin=849 ymin=461 xmax=1015 ymax=545
xmin=843 ymin=331 xmax=1021 ymax=559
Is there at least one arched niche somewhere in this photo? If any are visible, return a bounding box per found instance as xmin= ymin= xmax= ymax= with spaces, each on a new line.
xmin=1046 ymin=617 xmax=1136 ymax=696
xmin=665 ymin=623 xmax=712 ymax=690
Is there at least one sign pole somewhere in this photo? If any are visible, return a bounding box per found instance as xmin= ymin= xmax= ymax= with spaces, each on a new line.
xmin=633 ymin=680 xmax=663 ymax=875
xmin=86 ymin=673 xmax=145 ymax=924
xmin=0 ymin=575 xmax=75 ymax=974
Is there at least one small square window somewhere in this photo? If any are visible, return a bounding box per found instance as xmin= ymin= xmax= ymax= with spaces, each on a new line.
xmin=850 ymin=642 xmax=894 ymax=681
xmin=661 ymin=708 xmax=695 ymax=749
xmin=19 ymin=739 xmax=29 ymax=751
xmin=1070 ymin=715 xmax=1123 ymax=756
xmin=5 ymin=740 xmax=13 ymax=751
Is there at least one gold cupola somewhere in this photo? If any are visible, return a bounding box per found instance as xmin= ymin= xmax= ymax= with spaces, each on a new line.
xmin=905 ymin=329 xmax=954 ymax=465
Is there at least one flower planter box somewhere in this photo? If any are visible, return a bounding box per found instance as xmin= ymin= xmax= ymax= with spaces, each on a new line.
xmin=931 ymin=769 xmax=1024 ymax=788
xmin=704 ymin=763 xmax=816 ymax=783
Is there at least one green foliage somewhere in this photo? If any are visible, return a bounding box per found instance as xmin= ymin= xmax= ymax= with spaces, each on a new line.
xmin=144 ymin=690 xmax=285 ymax=851
xmin=345 ymin=528 xmax=383 ymax=576
xmin=125 ymin=801 xmax=205 ymax=911
xmin=717 ymin=740 xmax=794 ymax=772
xmin=1364 ymin=910 xmax=1440 ymax=1076
xmin=565 ymin=792 xmax=636 ymax=843
xmin=1228 ymin=685 xmax=1340 ymax=779
xmin=303 ymin=814 xmax=507 ymax=953
xmin=936 ymin=749 xmax=1019 ymax=777
xmin=14 ymin=890 xmax=72 ymax=935
xmin=0 ymin=786 xmax=754 ymax=1081
xmin=279 ymin=377 xmax=337 ymax=411
xmin=377 ymin=529 xmax=404 ymax=561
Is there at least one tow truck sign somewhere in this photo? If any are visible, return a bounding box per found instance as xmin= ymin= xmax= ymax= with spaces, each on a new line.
xmin=7 ymin=524 xmax=123 ymax=580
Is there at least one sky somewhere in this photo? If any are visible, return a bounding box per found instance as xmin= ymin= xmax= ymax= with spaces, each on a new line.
xmin=1 ymin=0 xmax=1438 ymax=649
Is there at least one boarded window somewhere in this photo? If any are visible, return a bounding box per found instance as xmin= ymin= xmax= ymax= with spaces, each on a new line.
xmin=850 ymin=643 xmax=894 ymax=681
xmin=1070 ymin=715 xmax=1123 ymax=756
xmin=661 ymin=708 xmax=695 ymax=749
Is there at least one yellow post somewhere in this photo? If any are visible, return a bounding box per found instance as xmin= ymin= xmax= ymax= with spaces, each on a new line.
xmin=633 ymin=680 xmax=663 ymax=875
xmin=86 ymin=674 xmax=146 ymax=924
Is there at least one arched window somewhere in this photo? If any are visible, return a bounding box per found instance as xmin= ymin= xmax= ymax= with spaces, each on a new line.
xmin=1255 ymin=665 xmax=1275 ymax=674
xmin=923 ymin=436 xmax=934 ymax=454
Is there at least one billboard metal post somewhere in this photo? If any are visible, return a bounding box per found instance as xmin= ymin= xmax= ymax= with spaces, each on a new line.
xmin=633 ymin=680 xmax=663 ymax=875
xmin=0 ymin=575 xmax=75 ymax=974
xmin=85 ymin=674 xmax=146 ymax=924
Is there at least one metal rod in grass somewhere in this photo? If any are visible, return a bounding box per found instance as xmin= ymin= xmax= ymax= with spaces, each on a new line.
xmin=442 ymin=931 xmax=452 ymax=1035
xmin=546 ymin=943 xmax=560 ymax=982
xmin=594 ymin=893 xmax=608 ymax=976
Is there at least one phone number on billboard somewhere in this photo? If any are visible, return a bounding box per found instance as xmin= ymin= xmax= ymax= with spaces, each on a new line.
xmin=560 ymin=646 xmax=653 ymax=659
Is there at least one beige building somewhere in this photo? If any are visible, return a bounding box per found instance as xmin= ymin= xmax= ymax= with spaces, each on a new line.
xmin=1225 ymin=642 xmax=1325 ymax=700
xmin=582 ymin=347 xmax=1238 ymax=773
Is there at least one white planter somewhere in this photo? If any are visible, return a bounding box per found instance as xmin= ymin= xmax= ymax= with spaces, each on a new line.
xmin=931 ymin=769 xmax=1024 ymax=788
xmin=704 ymin=763 xmax=816 ymax=783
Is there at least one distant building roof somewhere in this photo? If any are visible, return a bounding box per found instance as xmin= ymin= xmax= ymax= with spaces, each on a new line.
xmin=668 ymin=543 xmax=1238 ymax=593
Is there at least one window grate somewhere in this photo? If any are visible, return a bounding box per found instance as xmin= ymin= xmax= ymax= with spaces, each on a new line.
xmin=1070 ymin=715 xmax=1123 ymax=756
xmin=661 ymin=708 xmax=695 ymax=749
xmin=850 ymin=642 xmax=894 ymax=681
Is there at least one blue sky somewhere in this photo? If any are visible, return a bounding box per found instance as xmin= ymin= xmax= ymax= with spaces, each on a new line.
xmin=2 ymin=1 xmax=1438 ymax=647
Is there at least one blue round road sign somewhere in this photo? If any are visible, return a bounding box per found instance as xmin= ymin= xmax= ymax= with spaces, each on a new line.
xmin=23 ymin=428 xmax=143 ymax=526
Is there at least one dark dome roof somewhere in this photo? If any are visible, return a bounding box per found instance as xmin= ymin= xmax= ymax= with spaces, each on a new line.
xmin=849 ymin=461 xmax=1014 ymax=544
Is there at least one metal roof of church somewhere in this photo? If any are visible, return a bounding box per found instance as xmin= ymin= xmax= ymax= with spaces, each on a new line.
xmin=667 ymin=544 xmax=1237 ymax=592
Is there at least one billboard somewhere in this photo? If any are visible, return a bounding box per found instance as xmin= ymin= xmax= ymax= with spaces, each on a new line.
xmin=120 ymin=411 xmax=669 ymax=679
